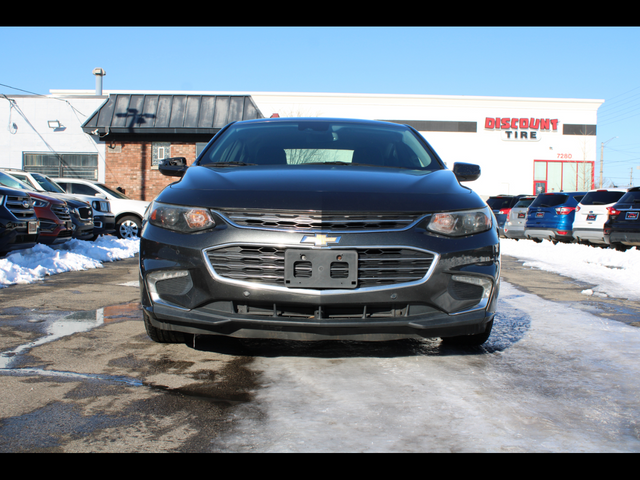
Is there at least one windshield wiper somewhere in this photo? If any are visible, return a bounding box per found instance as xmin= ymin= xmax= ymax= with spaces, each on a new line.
xmin=207 ymin=162 xmax=258 ymax=167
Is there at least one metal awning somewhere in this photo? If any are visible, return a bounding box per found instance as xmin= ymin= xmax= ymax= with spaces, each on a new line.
xmin=82 ymin=94 xmax=264 ymax=136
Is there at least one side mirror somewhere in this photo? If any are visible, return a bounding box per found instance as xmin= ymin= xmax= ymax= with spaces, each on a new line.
xmin=159 ymin=157 xmax=188 ymax=177
xmin=452 ymin=162 xmax=481 ymax=182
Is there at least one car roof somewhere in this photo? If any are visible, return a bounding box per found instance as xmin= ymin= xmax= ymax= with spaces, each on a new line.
xmin=53 ymin=177 xmax=98 ymax=184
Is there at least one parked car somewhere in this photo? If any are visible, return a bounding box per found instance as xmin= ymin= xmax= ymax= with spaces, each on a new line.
xmin=603 ymin=186 xmax=640 ymax=251
xmin=140 ymin=117 xmax=500 ymax=346
xmin=1 ymin=169 xmax=115 ymax=239
xmin=0 ymin=185 xmax=39 ymax=256
xmin=52 ymin=178 xmax=149 ymax=239
xmin=572 ymin=188 xmax=627 ymax=246
xmin=0 ymin=171 xmax=72 ymax=245
xmin=1 ymin=170 xmax=94 ymax=241
xmin=524 ymin=191 xmax=586 ymax=243
xmin=503 ymin=195 xmax=536 ymax=240
xmin=486 ymin=194 xmax=528 ymax=237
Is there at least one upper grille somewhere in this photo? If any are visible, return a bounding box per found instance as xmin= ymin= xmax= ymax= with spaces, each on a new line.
xmin=52 ymin=204 xmax=71 ymax=222
xmin=206 ymin=245 xmax=436 ymax=290
xmin=217 ymin=209 xmax=425 ymax=232
xmin=4 ymin=194 xmax=37 ymax=220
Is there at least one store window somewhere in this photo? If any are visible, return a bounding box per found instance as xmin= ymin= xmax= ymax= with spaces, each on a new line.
xmin=23 ymin=152 xmax=98 ymax=180
xmin=533 ymin=160 xmax=594 ymax=193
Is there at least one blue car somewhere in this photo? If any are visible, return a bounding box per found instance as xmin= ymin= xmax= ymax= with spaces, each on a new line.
xmin=524 ymin=191 xmax=586 ymax=244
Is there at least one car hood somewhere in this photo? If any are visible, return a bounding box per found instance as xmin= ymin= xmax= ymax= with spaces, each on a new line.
xmin=156 ymin=165 xmax=485 ymax=212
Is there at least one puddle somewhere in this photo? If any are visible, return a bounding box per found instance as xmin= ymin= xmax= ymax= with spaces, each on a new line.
xmin=0 ymin=303 xmax=143 ymax=386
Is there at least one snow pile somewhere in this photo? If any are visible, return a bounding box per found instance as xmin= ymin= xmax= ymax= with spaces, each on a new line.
xmin=0 ymin=236 xmax=139 ymax=288
xmin=501 ymin=238 xmax=640 ymax=301
xmin=1 ymin=235 xmax=638 ymax=303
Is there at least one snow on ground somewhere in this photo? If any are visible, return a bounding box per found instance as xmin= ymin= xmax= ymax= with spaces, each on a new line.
xmin=1 ymin=236 xmax=638 ymax=302
xmin=500 ymin=239 xmax=640 ymax=302
xmin=0 ymin=236 xmax=139 ymax=288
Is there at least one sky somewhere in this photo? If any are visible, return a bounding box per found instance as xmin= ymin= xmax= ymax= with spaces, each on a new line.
xmin=1 ymin=26 xmax=640 ymax=186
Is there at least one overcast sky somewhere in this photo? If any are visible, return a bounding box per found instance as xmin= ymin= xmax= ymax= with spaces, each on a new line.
xmin=1 ymin=26 xmax=639 ymax=186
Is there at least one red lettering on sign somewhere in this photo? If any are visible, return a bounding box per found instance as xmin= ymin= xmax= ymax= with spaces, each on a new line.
xmin=484 ymin=117 xmax=560 ymax=131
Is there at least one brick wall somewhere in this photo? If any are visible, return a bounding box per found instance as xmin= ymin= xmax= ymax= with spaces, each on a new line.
xmin=105 ymin=141 xmax=196 ymax=201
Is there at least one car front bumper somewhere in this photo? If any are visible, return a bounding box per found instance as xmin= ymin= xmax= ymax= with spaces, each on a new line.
xmin=139 ymin=220 xmax=500 ymax=341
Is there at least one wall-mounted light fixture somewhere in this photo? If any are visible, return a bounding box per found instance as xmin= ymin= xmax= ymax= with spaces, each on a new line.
xmin=48 ymin=120 xmax=62 ymax=129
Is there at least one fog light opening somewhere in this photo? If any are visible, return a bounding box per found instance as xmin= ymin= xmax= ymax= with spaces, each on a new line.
xmin=451 ymin=275 xmax=493 ymax=300
xmin=147 ymin=270 xmax=191 ymax=303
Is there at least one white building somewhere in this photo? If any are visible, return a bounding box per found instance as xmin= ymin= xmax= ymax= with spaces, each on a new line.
xmin=1 ymin=89 xmax=603 ymax=200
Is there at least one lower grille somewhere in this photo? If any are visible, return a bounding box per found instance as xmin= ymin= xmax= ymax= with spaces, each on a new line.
xmin=206 ymin=245 xmax=436 ymax=289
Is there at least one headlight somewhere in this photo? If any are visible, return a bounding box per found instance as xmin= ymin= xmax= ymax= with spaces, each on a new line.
xmin=33 ymin=199 xmax=49 ymax=208
xmin=147 ymin=201 xmax=215 ymax=233
xmin=427 ymin=207 xmax=492 ymax=237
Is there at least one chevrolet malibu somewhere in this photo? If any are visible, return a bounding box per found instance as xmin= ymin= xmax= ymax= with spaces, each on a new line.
xmin=139 ymin=118 xmax=500 ymax=346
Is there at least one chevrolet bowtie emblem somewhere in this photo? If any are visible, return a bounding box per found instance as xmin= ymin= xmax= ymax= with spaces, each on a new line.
xmin=301 ymin=234 xmax=341 ymax=247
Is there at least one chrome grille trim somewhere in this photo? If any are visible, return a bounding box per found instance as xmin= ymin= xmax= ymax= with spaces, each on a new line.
xmin=52 ymin=205 xmax=71 ymax=222
xmin=203 ymin=243 xmax=439 ymax=296
xmin=5 ymin=194 xmax=37 ymax=220
xmin=214 ymin=209 xmax=428 ymax=233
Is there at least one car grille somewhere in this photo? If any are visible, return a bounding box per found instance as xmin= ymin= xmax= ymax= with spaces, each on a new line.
xmin=77 ymin=206 xmax=92 ymax=220
xmin=216 ymin=209 xmax=425 ymax=232
xmin=52 ymin=205 xmax=71 ymax=222
xmin=206 ymin=245 xmax=436 ymax=289
xmin=4 ymin=194 xmax=37 ymax=220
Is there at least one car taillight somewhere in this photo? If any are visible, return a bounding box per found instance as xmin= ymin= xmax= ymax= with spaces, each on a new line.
xmin=555 ymin=207 xmax=575 ymax=215
xmin=606 ymin=206 xmax=621 ymax=216
xmin=576 ymin=205 xmax=581 ymax=212
xmin=499 ymin=208 xmax=510 ymax=215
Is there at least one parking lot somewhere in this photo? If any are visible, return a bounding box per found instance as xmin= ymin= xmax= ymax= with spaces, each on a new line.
xmin=1 ymin=252 xmax=639 ymax=452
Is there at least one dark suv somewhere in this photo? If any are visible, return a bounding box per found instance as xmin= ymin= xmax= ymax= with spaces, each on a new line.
xmin=603 ymin=186 xmax=640 ymax=251
xmin=0 ymin=186 xmax=39 ymax=256
xmin=0 ymin=171 xmax=73 ymax=245
xmin=139 ymin=118 xmax=500 ymax=346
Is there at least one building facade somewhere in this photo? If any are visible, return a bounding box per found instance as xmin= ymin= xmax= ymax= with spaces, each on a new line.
xmin=1 ymin=90 xmax=603 ymax=201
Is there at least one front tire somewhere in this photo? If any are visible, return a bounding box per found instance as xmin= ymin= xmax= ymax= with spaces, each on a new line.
xmin=442 ymin=320 xmax=493 ymax=346
xmin=143 ymin=311 xmax=187 ymax=343
xmin=117 ymin=215 xmax=141 ymax=239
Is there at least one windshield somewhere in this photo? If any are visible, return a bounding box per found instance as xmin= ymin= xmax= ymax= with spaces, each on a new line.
xmin=33 ymin=173 xmax=66 ymax=194
xmin=198 ymin=120 xmax=442 ymax=171
xmin=96 ymin=183 xmax=131 ymax=199
xmin=530 ymin=194 xmax=569 ymax=208
xmin=580 ymin=191 xmax=625 ymax=205
xmin=0 ymin=171 xmax=36 ymax=191
xmin=618 ymin=190 xmax=640 ymax=204
xmin=513 ymin=197 xmax=535 ymax=208
xmin=486 ymin=197 xmax=514 ymax=210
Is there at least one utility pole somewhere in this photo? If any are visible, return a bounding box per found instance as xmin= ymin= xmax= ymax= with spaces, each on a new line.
xmin=600 ymin=137 xmax=617 ymax=188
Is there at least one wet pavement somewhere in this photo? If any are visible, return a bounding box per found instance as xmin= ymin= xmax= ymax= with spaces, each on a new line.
xmin=1 ymin=254 xmax=639 ymax=452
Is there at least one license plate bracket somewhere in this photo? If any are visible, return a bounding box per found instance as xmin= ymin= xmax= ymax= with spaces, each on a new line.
xmin=625 ymin=212 xmax=639 ymax=220
xmin=285 ymin=249 xmax=358 ymax=289
xmin=586 ymin=214 xmax=597 ymax=221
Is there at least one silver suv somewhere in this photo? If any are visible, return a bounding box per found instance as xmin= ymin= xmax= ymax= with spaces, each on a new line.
xmin=53 ymin=177 xmax=149 ymax=239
